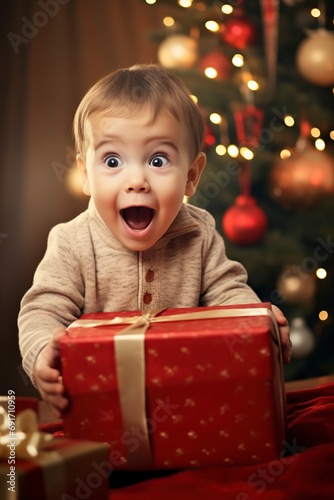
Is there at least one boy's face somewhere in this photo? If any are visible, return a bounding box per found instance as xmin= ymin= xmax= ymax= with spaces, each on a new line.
xmin=78 ymin=107 xmax=206 ymax=251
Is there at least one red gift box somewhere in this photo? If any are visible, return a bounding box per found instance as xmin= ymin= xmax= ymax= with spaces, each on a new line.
xmin=0 ymin=438 xmax=110 ymax=500
xmin=60 ymin=303 xmax=286 ymax=470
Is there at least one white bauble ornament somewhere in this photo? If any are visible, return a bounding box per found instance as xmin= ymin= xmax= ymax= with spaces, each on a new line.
xmin=158 ymin=35 xmax=198 ymax=69
xmin=296 ymin=29 xmax=334 ymax=86
xmin=290 ymin=318 xmax=315 ymax=358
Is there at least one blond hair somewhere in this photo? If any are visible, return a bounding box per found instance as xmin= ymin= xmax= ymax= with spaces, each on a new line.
xmin=73 ymin=64 xmax=205 ymax=159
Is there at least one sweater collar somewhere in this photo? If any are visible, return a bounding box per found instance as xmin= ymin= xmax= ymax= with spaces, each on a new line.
xmin=88 ymin=199 xmax=199 ymax=253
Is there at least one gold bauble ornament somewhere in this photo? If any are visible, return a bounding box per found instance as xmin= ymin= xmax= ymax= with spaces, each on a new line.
xmin=277 ymin=266 xmax=316 ymax=304
xmin=296 ymin=29 xmax=334 ymax=86
xmin=157 ymin=35 xmax=198 ymax=69
xmin=270 ymin=146 xmax=334 ymax=211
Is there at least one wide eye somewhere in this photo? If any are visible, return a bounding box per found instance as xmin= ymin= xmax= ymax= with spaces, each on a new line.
xmin=149 ymin=155 xmax=169 ymax=168
xmin=104 ymin=155 xmax=123 ymax=168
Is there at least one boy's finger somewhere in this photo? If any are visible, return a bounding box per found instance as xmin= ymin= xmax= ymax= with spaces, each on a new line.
xmin=278 ymin=317 xmax=288 ymax=326
xmin=36 ymin=366 xmax=60 ymax=383
xmin=40 ymin=381 xmax=64 ymax=396
xmin=279 ymin=325 xmax=290 ymax=344
xmin=47 ymin=396 xmax=70 ymax=418
xmin=47 ymin=394 xmax=69 ymax=408
xmin=283 ymin=338 xmax=293 ymax=364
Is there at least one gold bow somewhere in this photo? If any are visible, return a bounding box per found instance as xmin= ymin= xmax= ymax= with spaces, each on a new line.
xmin=0 ymin=407 xmax=53 ymax=459
xmin=68 ymin=308 xmax=165 ymax=332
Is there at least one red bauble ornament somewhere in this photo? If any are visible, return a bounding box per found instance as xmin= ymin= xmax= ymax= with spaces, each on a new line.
xmin=222 ymin=195 xmax=267 ymax=245
xmin=221 ymin=17 xmax=257 ymax=50
xmin=270 ymin=146 xmax=334 ymax=211
xmin=199 ymin=50 xmax=232 ymax=80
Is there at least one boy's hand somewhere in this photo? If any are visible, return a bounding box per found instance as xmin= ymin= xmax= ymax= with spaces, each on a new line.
xmin=33 ymin=327 xmax=69 ymax=418
xmin=271 ymin=304 xmax=292 ymax=364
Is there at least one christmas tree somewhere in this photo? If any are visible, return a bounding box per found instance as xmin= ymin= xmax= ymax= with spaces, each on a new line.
xmin=142 ymin=0 xmax=334 ymax=381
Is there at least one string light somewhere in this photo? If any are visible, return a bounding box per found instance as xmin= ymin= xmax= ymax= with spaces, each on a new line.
xmin=163 ymin=17 xmax=175 ymax=27
xmin=210 ymin=112 xmax=222 ymax=124
xmin=319 ymin=310 xmax=329 ymax=321
xmin=178 ymin=0 xmax=192 ymax=7
xmin=247 ymin=80 xmax=259 ymax=91
xmin=315 ymin=138 xmax=325 ymax=150
xmin=190 ymin=94 xmax=198 ymax=103
xmin=145 ymin=0 xmax=156 ymax=4
xmin=284 ymin=115 xmax=295 ymax=127
xmin=311 ymin=8 xmax=321 ymax=18
xmin=221 ymin=4 xmax=233 ymax=15
xmin=216 ymin=144 xmax=227 ymax=156
xmin=316 ymin=268 xmax=327 ymax=279
xmin=280 ymin=149 xmax=291 ymax=159
xmin=240 ymin=147 xmax=254 ymax=160
xmin=227 ymin=144 xmax=239 ymax=157
xmin=205 ymin=20 xmax=219 ymax=32
xmin=330 ymin=130 xmax=334 ymax=140
xmin=204 ymin=67 xmax=218 ymax=79
xmin=311 ymin=127 xmax=321 ymax=137
xmin=232 ymin=54 xmax=244 ymax=67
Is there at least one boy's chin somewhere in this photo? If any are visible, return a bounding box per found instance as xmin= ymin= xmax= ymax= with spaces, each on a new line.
xmin=121 ymin=239 xmax=157 ymax=252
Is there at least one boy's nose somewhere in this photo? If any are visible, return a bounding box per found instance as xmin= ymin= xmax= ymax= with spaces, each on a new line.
xmin=124 ymin=167 xmax=150 ymax=193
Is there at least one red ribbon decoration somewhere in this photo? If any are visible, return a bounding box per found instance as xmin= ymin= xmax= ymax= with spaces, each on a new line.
xmin=260 ymin=0 xmax=280 ymax=91
xmin=233 ymin=105 xmax=264 ymax=197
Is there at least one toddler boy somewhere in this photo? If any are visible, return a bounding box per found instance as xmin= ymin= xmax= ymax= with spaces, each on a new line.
xmin=18 ymin=65 xmax=290 ymax=417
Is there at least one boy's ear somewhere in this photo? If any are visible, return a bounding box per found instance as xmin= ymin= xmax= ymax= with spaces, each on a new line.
xmin=185 ymin=152 xmax=206 ymax=197
xmin=76 ymin=154 xmax=91 ymax=196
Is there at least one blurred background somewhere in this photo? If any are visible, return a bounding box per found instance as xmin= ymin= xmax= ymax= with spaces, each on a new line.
xmin=1 ymin=0 xmax=333 ymax=397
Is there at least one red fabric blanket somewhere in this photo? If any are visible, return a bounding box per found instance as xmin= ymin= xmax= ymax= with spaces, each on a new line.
xmin=42 ymin=383 xmax=334 ymax=499
xmin=109 ymin=383 xmax=334 ymax=499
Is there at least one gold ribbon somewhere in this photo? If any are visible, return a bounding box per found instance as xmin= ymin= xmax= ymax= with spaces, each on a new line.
xmin=68 ymin=306 xmax=280 ymax=469
xmin=0 ymin=407 xmax=53 ymax=460
xmin=69 ymin=307 xmax=279 ymax=338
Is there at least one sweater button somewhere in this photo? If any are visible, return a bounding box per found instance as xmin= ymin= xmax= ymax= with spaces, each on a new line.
xmin=146 ymin=270 xmax=154 ymax=282
xmin=143 ymin=292 xmax=152 ymax=305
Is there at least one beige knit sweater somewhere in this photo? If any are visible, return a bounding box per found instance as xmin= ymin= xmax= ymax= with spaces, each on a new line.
xmin=18 ymin=201 xmax=260 ymax=382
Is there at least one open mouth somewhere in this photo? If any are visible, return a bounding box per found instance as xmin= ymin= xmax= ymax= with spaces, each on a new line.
xmin=120 ymin=206 xmax=155 ymax=230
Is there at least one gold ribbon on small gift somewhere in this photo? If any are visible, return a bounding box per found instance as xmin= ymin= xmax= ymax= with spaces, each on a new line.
xmin=0 ymin=407 xmax=53 ymax=460
xmin=68 ymin=306 xmax=280 ymax=469
xmin=0 ymin=407 xmax=69 ymax=500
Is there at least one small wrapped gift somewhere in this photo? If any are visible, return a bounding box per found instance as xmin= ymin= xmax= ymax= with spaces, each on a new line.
xmin=0 ymin=408 xmax=110 ymax=499
xmin=60 ymin=303 xmax=286 ymax=470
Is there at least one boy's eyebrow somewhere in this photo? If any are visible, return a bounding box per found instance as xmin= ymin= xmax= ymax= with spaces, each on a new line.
xmin=94 ymin=136 xmax=124 ymax=150
xmin=146 ymin=138 xmax=179 ymax=152
xmin=94 ymin=136 xmax=180 ymax=152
